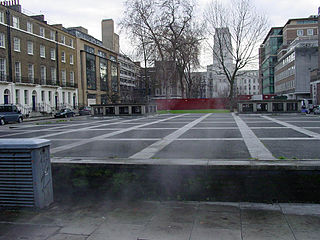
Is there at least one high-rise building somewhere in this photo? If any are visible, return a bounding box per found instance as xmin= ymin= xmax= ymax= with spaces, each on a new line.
xmin=206 ymin=27 xmax=234 ymax=98
xmin=259 ymin=27 xmax=283 ymax=94
xmin=101 ymin=19 xmax=119 ymax=53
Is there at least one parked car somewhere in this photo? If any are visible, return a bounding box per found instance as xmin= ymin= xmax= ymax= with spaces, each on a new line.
xmin=54 ymin=108 xmax=75 ymax=118
xmin=313 ymin=106 xmax=320 ymax=115
xmin=79 ymin=106 xmax=92 ymax=116
xmin=0 ymin=104 xmax=23 ymax=125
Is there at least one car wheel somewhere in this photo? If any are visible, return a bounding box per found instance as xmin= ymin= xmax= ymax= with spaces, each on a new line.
xmin=17 ymin=117 xmax=23 ymax=123
xmin=0 ymin=118 xmax=5 ymax=125
xmin=64 ymin=114 xmax=68 ymax=118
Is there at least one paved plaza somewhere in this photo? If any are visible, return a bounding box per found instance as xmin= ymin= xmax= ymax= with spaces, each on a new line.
xmin=1 ymin=200 xmax=320 ymax=240
xmin=0 ymin=113 xmax=320 ymax=163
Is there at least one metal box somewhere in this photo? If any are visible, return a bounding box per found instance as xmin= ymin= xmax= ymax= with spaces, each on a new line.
xmin=0 ymin=139 xmax=53 ymax=208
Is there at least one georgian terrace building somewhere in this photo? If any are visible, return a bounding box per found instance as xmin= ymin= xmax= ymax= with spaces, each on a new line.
xmin=0 ymin=2 xmax=78 ymax=115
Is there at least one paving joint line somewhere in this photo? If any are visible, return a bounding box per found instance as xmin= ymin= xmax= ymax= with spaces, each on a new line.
xmin=51 ymin=114 xmax=187 ymax=154
xmin=129 ymin=114 xmax=212 ymax=159
xmin=232 ymin=113 xmax=276 ymax=160
xmin=262 ymin=116 xmax=320 ymax=139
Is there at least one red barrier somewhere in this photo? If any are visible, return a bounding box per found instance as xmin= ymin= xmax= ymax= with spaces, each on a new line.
xmin=156 ymin=98 xmax=229 ymax=110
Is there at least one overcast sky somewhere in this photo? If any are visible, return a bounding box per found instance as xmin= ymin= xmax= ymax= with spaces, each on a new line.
xmin=21 ymin=0 xmax=319 ymax=69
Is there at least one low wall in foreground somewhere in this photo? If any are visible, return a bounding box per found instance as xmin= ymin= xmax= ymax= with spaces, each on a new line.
xmin=52 ymin=163 xmax=320 ymax=203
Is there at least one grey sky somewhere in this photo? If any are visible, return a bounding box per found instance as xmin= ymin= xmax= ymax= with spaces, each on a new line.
xmin=22 ymin=0 xmax=319 ymax=68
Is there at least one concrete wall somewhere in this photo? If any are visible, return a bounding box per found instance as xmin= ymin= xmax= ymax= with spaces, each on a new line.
xmin=295 ymin=47 xmax=318 ymax=95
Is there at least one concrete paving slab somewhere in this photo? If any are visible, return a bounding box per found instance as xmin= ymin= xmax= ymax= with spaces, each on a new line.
xmin=92 ymin=124 xmax=142 ymax=129
xmin=285 ymin=214 xmax=320 ymax=233
xmin=179 ymin=129 xmax=242 ymax=138
xmin=190 ymin=228 xmax=241 ymax=240
xmin=87 ymin=223 xmax=143 ymax=240
xmin=110 ymin=129 xmax=176 ymax=139
xmin=59 ymin=216 xmax=104 ymax=235
xmin=0 ymin=131 xmax=64 ymax=138
xmin=0 ymin=224 xmax=60 ymax=240
xmin=241 ymin=209 xmax=287 ymax=226
xmin=53 ymin=140 xmax=156 ymax=158
xmin=196 ymin=210 xmax=241 ymax=230
xmin=306 ymin=128 xmax=320 ymax=134
xmin=47 ymin=130 xmax=116 ymax=139
xmin=47 ymin=234 xmax=88 ymax=240
xmin=262 ymin=140 xmax=320 ymax=159
xmin=252 ymin=129 xmax=309 ymax=138
xmin=284 ymin=122 xmax=320 ymax=127
xmin=194 ymin=122 xmax=238 ymax=127
xmin=144 ymin=123 xmax=189 ymax=128
xmin=138 ymin=221 xmax=193 ymax=240
xmin=241 ymin=224 xmax=294 ymax=240
xmin=246 ymin=122 xmax=282 ymax=127
xmin=153 ymin=140 xmax=250 ymax=159
xmin=198 ymin=203 xmax=240 ymax=213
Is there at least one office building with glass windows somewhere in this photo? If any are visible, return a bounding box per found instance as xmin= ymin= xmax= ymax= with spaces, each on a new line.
xmin=259 ymin=27 xmax=283 ymax=95
xmin=67 ymin=27 xmax=120 ymax=107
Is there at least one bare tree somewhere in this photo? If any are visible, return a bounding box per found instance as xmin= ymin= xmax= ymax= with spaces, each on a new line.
xmin=205 ymin=0 xmax=268 ymax=111
xmin=120 ymin=0 xmax=199 ymax=100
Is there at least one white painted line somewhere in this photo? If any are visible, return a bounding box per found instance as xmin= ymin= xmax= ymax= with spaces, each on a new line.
xmin=51 ymin=114 xmax=186 ymax=154
xmin=250 ymin=127 xmax=288 ymax=129
xmin=129 ymin=114 xmax=212 ymax=159
xmin=262 ymin=116 xmax=320 ymax=139
xmin=176 ymin=138 xmax=243 ymax=141
xmin=192 ymin=127 xmax=239 ymax=130
xmin=48 ymin=138 xmax=161 ymax=141
xmin=260 ymin=138 xmax=319 ymax=141
xmin=233 ymin=113 xmax=276 ymax=160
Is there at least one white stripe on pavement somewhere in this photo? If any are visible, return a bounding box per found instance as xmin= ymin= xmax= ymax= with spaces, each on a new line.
xmin=232 ymin=113 xmax=276 ymax=160
xmin=51 ymin=114 xmax=186 ymax=154
xmin=129 ymin=114 xmax=212 ymax=159
xmin=262 ymin=116 xmax=320 ymax=139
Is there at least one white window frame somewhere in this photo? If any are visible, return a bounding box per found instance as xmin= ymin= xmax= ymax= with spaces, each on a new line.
xmin=61 ymin=35 xmax=65 ymax=44
xmin=40 ymin=45 xmax=45 ymax=58
xmin=40 ymin=65 xmax=46 ymax=84
xmin=0 ymin=11 xmax=4 ymax=23
xmin=297 ymin=29 xmax=304 ymax=37
xmin=0 ymin=58 xmax=6 ymax=81
xmin=39 ymin=27 xmax=45 ymax=37
xmin=12 ymin=16 xmax=19 ymax=28
xmin=70 ymin=71 xmax=74 ymax=85
xmin=51 ymin=67 xmax=56 ymax=84
xmin=0 ymin=33 xmax=5 ymax=48
xmin=61 ymin=70 xmax=66 ymax=86
xmin=27 ymin=21 xmax=33 ymax=33
xmin=14 ymin=61 xmax=21 ymax=82
xmin=13 ymin=37 xmax=20 ymax=52
xmin=50 ymin=48 xmax=56 ymax=60
xmin=50 ymin=30 xmax=55 ymax=41
xmin=70 ymin=54 xmax=74 ymax=65
xmin=27 ymin=41 xmax=33 ymax=55
xmin=24 ymin=90 xmax=28 ymax=105
xmin=307 ymin=29 xmax=314 ymax=36
xmin=61 ymin=51 xmax=66 ymax=63
xmin=28 ymin=64 xmax=34 ymax=83
xmin=15 ymin=89 xmax=20 ymax=104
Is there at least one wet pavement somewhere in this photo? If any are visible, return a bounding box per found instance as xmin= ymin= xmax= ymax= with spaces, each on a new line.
xmin=1 ymin=200 xmax=320 ymax=240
